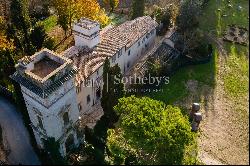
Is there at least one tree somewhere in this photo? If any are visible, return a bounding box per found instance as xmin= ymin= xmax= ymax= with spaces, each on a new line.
xmin=131 ymin=0 xmax=145 ymax=19
xmin=101 ymin=57 xmax=110 ymax=114
xmin=43 ymin=36 xmax=56 ymax=50
xmin=0 ymin=17 xmax=6 ymax=33
xmin=176 ymin=0 xmax=201 ymax=33
xmin=52 ymin=0 xmax=109 ymax=35
xmin=175 ymin=0 xmax=211 ymax=61
xmin=0 ymin=28 xmax=15 ymax=85
xmin=91 ymin=58 xmax=125 ymax=164
xmin=103 ymin=0 xmax=119 ymax=13
xmin=9 ymin=0 xmax=36 ymax=55
xmin=52 ymin=0 xmax=72 ymax=36
xmin=101 ymin=58 xmax=125 ymax=126
xmin=9 ymin=0 xmax=34 ymax=54
xmin=167 ymin=4 xmax=179 ymax=26
xmin=43 ymin=137 xmax=67 ymax=165
xmin=107 ymin=96 xmax=194 ymax=165
xmin=10 ymin=0 xmax=31 ymax=32
xmin=183 ymin=30 xmax=210 ymax=60
xmin=30 ymin=23 xmax=47 ymax=50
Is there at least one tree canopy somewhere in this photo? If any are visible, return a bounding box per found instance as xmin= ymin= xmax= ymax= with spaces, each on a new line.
xmin=9 ymin=0 xmax=35 ymax=55
xmin=103 ymin=0 xmax=119 ymax=13
xmin=176 ymin=0 xmax=201 ymax=33
xmin=131 ymin=0 xmax=145 ymax=19
xmin=52 ymin=0 xmax=109 ymax=34
xmin=107 ymin=96 xmax=194 ymax=165
xmin=30 ymin=23 xmax=47 ymax=50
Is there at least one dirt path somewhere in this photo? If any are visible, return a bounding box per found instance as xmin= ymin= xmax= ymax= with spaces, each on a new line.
xmin=176 ymin=36 xmax=249 ymax=165
xmin=197 ymin=38 xmax=249 ymax=165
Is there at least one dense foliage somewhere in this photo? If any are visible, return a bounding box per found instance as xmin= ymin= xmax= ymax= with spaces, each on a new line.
xmin=103 ymin=0 xmax=119 ymax=13
xmin=131 ymin=0 xmax=145 ymax=19
xmin=107 ymin=96 xmax=194 ymax=165
xmin=176 ymin=0 xmax=201 ymax=33
xmin=101 ymin=58 xmax=125 ymax=126
xmin=52 ymin=0 xmax=109 ymax=34
xmin=175 ymin=0 xmax=212 ymax=60
xmin=0 ymin=17 xmax=15 ymax=86
xmin=30 ymin=23 xmax=47 ymax=50
xmin=153 ymin=4 xmax=178 ymax=29
xmin=43 ymin=137 xmax=67 ymax=165
xmin=7 ymin=0 xmax=53 ymax=55
xmin=8 ymin=0 xmax=35 ymax=55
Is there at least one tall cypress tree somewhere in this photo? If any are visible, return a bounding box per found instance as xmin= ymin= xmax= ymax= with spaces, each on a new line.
xmin=101 ymin=57 xmax=110 ymax=115
xmin=9 ymin=0 xmax=35 ymax=55
xmin=131 ymin=0 xmax=145 ymax=19
xmin=101 ymin=58 xmax=125 ymax=126
xmin=30 ymin=23 xmax=47 ymax=50
xmin=10 ymin=0 xmax=31 ymax=31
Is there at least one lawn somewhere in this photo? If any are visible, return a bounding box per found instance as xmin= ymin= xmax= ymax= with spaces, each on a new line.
xmin=199 ymin=0 xmax=249 ymax=36
xmin=223 ymin=45 xmax=249 ymax=99
xmin=148 ymin=0 xmax=248 ymax=106
xmin=37 ymin=15 xmax=58 ymax=32
xmin=146 ymin=0 xmax=249 ymax=164
xmin=147 ymin=50 xmax=217 ymax=104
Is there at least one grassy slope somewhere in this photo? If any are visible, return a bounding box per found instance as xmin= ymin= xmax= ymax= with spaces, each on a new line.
xmin=148 ymin=52 xmax=217 ymax=105
xmin=146 ymin=0 xmax=248 ymax=164
xmin=199 ymin=0 xmax=249 ymax=106
xmin=148 ymin=0 xmax=248 ymax=106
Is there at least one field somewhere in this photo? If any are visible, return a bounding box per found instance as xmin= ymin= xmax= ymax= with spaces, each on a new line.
xmin=148 ymin=0 xmax=249 ymax=164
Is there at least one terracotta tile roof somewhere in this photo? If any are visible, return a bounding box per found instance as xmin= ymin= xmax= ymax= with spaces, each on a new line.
xmin=62 ymin=16 xmax=158 ymax=85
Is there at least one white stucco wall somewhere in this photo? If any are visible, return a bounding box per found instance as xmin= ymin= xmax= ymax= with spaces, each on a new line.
xmin=21 ymin=78 xmax=79 ymax=147
xmin=73 ymin=23 xmax=100 ymax=48
xmin=76 ymin=28 xmax=157 ymax=114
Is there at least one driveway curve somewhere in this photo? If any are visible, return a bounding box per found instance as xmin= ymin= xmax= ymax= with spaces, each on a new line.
xmin=0 ymin=97 xmax=40 ymax=165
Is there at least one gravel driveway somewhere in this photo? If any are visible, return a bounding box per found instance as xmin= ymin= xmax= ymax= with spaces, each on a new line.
xmin=0 ymin=97 xmax=40 ymax=165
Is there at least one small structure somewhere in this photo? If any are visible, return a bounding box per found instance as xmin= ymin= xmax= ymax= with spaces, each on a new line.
xmin=238 ymin=5 xmax=243 ymax=11
xmin=73 ymin=18 xmax=100 ymax=48
xmin=223 ymin=25 xmax=248 ymax=45
xmin=190 ymin=103 xmax=202 ymax=132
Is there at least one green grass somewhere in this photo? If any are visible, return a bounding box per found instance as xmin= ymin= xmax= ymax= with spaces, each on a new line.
xmin=148 ymin=0 xmax=248 ymax=105
xmin=109 ymin=13 xmax=127 ymax=26
xmin=200 ymin=0 xmax=249 ymax=100
xmin=38 ymin=15 xmax=58 ymax=32
xmin=223 ymin=45 xmax=249 ymax=99
xmin=199 ymin=0 xmax=249 ymax=36
xmin=148 ymin=51 xmax=217 ymax=105
xmin=146 ymin=0 xmax=248 ymax=164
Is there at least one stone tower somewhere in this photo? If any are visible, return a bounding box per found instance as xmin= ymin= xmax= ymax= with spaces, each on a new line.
xmin=11 ymin=49 xmax=83 ymax=156
xmin=72 ymin=18 xmax=100 ymax=48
